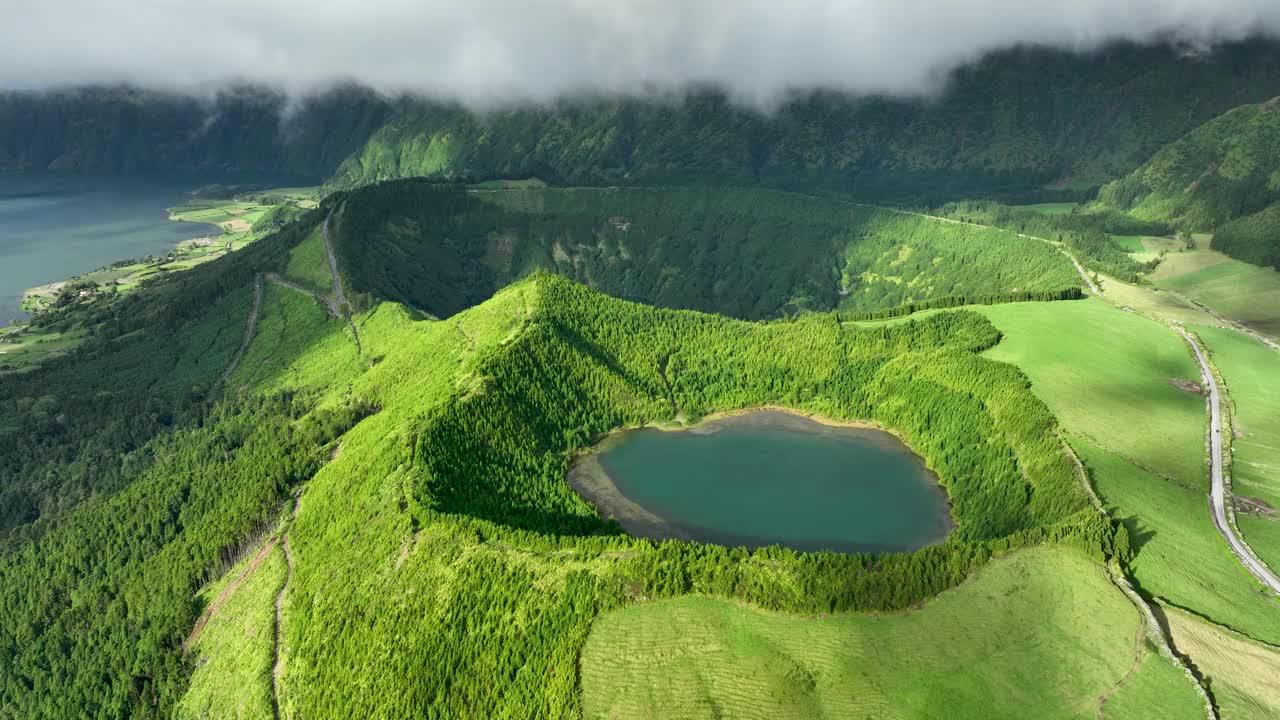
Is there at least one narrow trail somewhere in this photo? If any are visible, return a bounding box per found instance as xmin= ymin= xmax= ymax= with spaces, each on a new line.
xmin=1062 ymin=435 xmax=1217 ymax=719
xmin=1094 ymin=612 xmax=1147 ymax=720
xmin=1110 ymin=571 xmax=1219 ymax=720
xmin=320 ymin=210 xmax=362 ymax=355
xmin=182 ymin=537 xmax=277 ymax=653
xmin=220 ymin=274 xmax=263 ymax=386
xmin=1178 ymin=327 xmax=1280 ymax=595
xmin=266 ymin=273 xmax=340 ymax=318
xmin=321 ymin=212 xmax=349 ymax=311
xmin=271 ymin=493 xmax=300 ymax=720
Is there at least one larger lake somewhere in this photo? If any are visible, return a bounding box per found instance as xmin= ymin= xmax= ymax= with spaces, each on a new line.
xmin=569 ymin=410 xmax=954 ymax=553
xmin=0 ymin=174 xmax=214 ymax=325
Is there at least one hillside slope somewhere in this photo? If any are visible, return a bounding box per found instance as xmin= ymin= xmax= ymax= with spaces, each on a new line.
xmin=0 ymin=84 xmax=391 ymax=177
xmin=1212 ymin=202 xmax=1280 ymax=270
xmin=328 ymin=42 xmax=1280 ymax=199
xmin=1 ymin=192 xmax=1141 ymax=715
xmin=327 ymin=180 xmax=1081 ymax=320
xmin=1096 ymin=98 xmax=1280 ymax=236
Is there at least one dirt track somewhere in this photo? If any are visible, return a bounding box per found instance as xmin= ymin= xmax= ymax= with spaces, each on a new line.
xmin=182 ymin=537 xmax=277 ymax=653
xmin=220 ymin=274 xmax=262 ymax=386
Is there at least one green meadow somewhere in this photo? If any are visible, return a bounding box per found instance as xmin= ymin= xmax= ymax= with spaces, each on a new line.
xmin=580 ymin=546 xmax=1200 ymax=720
xmin=1000 ymin=202 xmax=1077 ymax=216
xmin=1150 ymin=239 xmax=1280 ymax=340
xmin=977 ymin=298 xmax=1205 ymax=483
xmin=281 ymin=226 xmax=335 ymax=297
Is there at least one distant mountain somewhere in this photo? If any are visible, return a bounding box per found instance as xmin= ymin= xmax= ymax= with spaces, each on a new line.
xmin=5 ymin=40 xmax=1280 ymax=203
xmin=0 ymin=84 xmax=392 ymax=178
xmin=1093 ymin=96 xmax=1280 ymax=269
xmin=327 ymin=42 xmax=1280 ymax=201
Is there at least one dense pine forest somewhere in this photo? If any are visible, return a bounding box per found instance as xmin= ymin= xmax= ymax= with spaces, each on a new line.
xmin=0 ymin=198 xmax=1130 ymax=715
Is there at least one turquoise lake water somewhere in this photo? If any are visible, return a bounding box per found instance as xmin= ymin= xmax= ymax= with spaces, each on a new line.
xmin=596 ymin=411 xmax=954 ymax=553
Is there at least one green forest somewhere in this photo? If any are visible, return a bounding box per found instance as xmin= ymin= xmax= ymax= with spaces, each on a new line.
xmin=0 ymin=197 xmax=1129 ymax=715
xmin=10 ymin=36 xmax=1280 ymax=716
xmin=328 ymin=181 xmax=1082 ymax=320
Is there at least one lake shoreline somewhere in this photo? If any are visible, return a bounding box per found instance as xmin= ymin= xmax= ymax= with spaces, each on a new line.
xmin=567 ymin=407 xmax=957 ymax=554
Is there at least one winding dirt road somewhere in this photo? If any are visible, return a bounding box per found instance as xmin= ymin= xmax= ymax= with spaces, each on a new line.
xmin=272 ymin=493 xmax=301 ymax=720
xmin=321 ymin=212 xmax=349 ymax=312
xmin=1178 ymin=327 xmax=1280 ymax=594
xmin=319 ymin=210 xmax=361 ymax=354
xmin=220 ymin=274 xmax=262 ymax=386
xmin=266 ymin=273 xmax=341 ymax=318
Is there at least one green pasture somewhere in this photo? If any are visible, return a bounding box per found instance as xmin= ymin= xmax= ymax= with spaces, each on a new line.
xmin=580 ymin=547 xmax=1200 ymax=720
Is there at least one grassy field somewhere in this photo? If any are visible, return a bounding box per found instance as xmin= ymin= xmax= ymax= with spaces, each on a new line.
xmin=1149 ymin=238 xmax=1280 ymax=341
xmin=1097 ymin=275 xmax=1217 ymax=327
xmin=971 ymin=296 xmax=1280 ymax=700
xmin=977 ymin=298 xmax=1205 ymax=484
xmin=580 ymin=546 xmax=1200 ymax=720
xmin=1165 ymin=607 xmax=1280 ymax=720
xmin=178 ymin=539 xmax=285 ymax=720
xmin=0 ymin=324 xmax=88 ymax=373
xmin=281 ymin=227 xmax=334 ymax=297
xmin=230 ymin=283 xmax=360 ymax=395
xmin=1196 ymin=325 xmax=1280 ymax=573
xmin=1076 ymin=443 xmax=1280 ymax=645
xmin=1110 ymin=233 xmax=1188 ymax=264
xmin=1013 ymin=202 xmax=1077 ymax=216
xmin=1111 ymin=235 xmax=1148 ymax=253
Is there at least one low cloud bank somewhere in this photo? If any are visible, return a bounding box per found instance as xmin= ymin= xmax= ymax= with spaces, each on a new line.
xmin=5 ymin=1 xmax=1280 ymax=106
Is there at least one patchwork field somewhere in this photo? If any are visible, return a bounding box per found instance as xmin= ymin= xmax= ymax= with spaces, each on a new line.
xmin=580 ymin=547 xmax=1200 ymax=720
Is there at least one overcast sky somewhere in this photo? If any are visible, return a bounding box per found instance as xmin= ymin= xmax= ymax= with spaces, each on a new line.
xmin=5 ymin=1 xmax=1280 ymax=106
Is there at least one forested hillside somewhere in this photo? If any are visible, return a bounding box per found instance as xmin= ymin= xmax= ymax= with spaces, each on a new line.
xmin=0 ymin=84 xmax=391 ymax=177
xmin=328 ymin=180 xmax=1081 ymax=320
xmin=328 ymin=42 xmax=1280 ymax=199
xmin=1213 ymin=202 xmax=1280 ymax=269
xmin=1096 ymin=99 xmax=1280 ymax=233
xmin=6 ymin=40 xmax=1280 ymax=203
xmin=0 ymin=223 xmax=1122 ymax=714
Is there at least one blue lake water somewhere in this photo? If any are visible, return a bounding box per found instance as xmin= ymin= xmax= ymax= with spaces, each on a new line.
xmin=594 ymin=410 xmax=954 ymax=553
xmin=0 ymin=174 xmax=211 ymax=325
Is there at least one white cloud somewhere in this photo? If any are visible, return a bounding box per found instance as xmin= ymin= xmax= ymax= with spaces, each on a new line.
xmin=3 ymin=0 xmax=1279 ymax=106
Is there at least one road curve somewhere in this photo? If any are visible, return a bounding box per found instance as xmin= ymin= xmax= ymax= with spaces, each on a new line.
xmin=1178 ymin=327 xmax=1280 ymax=594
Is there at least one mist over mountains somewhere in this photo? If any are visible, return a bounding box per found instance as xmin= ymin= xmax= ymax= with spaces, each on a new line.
xmin=6 ymin=1 xmax=1280 ymax=106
